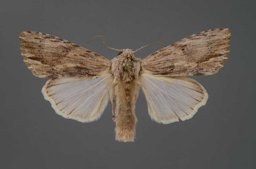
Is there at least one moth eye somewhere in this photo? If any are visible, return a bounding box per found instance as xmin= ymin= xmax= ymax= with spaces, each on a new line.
xmin=117 ymin=51 xmax=123 ymax=55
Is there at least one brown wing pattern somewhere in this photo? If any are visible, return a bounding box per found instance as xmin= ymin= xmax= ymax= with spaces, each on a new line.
xmin=19 ymin=31 xmax=110 ymax=78
xmin=142 ymin=28 xmax=231 ymax=76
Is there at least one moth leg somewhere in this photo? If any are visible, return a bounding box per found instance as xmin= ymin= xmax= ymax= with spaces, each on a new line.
xmin=111 ymin=78 xmax=118 ymax=121
xmin=112 ymin=95 xmax=116 ymax=121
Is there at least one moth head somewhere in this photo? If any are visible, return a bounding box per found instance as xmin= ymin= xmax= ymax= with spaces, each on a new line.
xmin=118 ymin=49 xmax=135 ymax=57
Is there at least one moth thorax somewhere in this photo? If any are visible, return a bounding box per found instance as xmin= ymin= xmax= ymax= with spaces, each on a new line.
xmin=111 ymin=51 xmax=141 ymax=82
xmin=121 ymin=57 xmax=140 ymax=82
xmin=123 ymin=59 xmax=134 ymax=72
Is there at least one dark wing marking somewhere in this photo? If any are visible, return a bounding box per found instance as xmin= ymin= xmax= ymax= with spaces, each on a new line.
xmin=142 ymin=28 xmax=231 ymax=76
xmin=19 ymin=31 xmax=110 ymax=78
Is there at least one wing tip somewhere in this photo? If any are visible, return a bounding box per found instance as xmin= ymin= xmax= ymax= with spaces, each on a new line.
xmin=207 ymin=27 xmax=231 ymax=34
xmin=19 ymin=30 xmax=37 ymax=39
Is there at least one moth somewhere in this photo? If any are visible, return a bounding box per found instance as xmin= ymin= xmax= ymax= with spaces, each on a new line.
xmin=19 ymin=28 xmax=231 ymax=142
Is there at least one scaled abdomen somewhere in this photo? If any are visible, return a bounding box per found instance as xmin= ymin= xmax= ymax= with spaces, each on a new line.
xmin=112 ymin=80 xmax=139 ymax=142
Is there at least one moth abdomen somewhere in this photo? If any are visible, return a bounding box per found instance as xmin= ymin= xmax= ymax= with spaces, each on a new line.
xmin=113 ymin=81 xmax=138 ymax=142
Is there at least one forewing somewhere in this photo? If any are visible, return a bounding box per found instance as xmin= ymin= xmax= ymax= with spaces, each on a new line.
xmin=42 ymin=74 xmax=112 ymax=122
xmin=142 ymin=28 xmax=231 ymax=76
xmin=19 ymin=31 xmax=110 ymax=78
xmin=141 ymin=74 xmax=208 ymax=124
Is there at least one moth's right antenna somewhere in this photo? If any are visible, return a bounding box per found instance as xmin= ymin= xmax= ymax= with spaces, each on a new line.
xmin=101 ymin=37 xmax=123 ymax=52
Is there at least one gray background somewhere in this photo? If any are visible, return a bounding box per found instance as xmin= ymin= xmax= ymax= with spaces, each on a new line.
xmin=0 ymin=0 xmax=255 ymax=168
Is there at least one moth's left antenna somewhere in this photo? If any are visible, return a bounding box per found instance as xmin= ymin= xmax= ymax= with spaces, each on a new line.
xmin=133 ymin=41 xmax=166 ymax=53
xmin=86 ymin=35 xmax=123 ymax=52
xmin=133 ymin=44 xmax=150 ymax=53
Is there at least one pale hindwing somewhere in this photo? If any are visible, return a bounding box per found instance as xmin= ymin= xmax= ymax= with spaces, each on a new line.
xmin=42 ymin=74 xmax=112 ymax=122
xmin=141 ymin=74 xmax=208 ymax=124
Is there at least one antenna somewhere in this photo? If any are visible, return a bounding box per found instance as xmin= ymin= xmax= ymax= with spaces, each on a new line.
xmin=85 ymin=35 xmax=166 ymax=53
xmin=134 ymin=44 xmax=150 ymax=53
xmin=86 ymin=35 xmax=123 ymax=52
xmin=133 ymin=41 xmax=166 ymax=53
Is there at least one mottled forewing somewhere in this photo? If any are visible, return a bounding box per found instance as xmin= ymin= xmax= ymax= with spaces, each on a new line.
xmin=19 ymin=31 xmax=110 ymax=78
xmin=142 ymin=28 xmax=231 ymax=76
